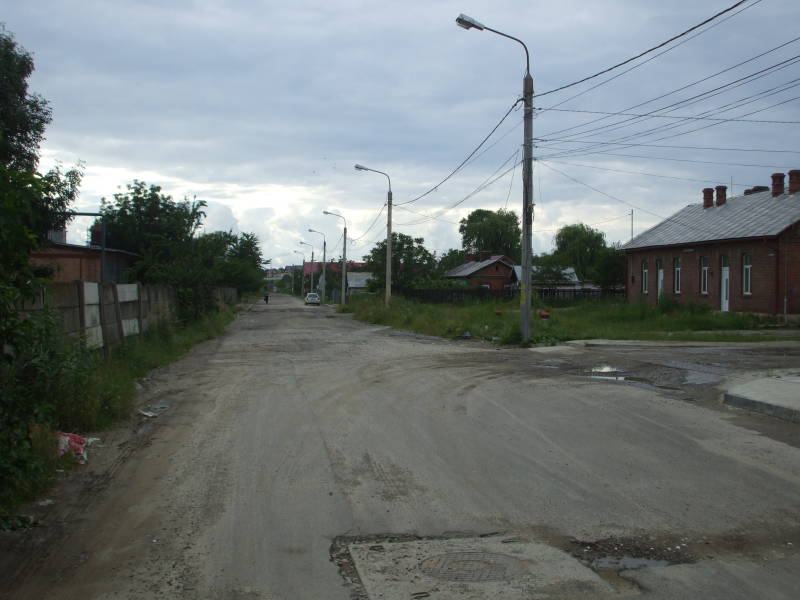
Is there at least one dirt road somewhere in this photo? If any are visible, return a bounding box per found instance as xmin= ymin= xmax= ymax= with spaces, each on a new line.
xmin=2 ymin=294 xmax=799 ymax=599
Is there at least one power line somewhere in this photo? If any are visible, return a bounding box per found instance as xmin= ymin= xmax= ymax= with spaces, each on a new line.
xmin=504 ymin=149 xmax=520 ymax=210
xmin=350 ymin=203 xmax=386 ymax=242
xmin=536 ymin=137 xmax=800 ymax=154
xmin=536 ymin=145 xmax=796 ymax=170
xmin=536 ymin=0 xmax=753 ymax=98
xmin=396 ymin=98 xmax=521 ymax=206
xmin=540 ymin=158 xmax=762 ymax=186
xmin=538 ymin=106 xmax=800 ymax=124
xmin=535 ymin=212 xmax=632 ymax=234
xmin=540 ymin=0 xmax=764 ymax=110
xmin=538 ymin=161 xmax=725 ymax=240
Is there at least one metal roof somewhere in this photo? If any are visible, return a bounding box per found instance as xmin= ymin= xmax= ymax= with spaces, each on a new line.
xmin=621 ymin=189 xmax=800 ymax=251
xmin=444 ymin=255 xmax=515 ymax=278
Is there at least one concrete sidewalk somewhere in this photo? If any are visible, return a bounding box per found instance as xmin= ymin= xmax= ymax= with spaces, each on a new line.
xmin=724 ymin=374 xmax=800 ymax=423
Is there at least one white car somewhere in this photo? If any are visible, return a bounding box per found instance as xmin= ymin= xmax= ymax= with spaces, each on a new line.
xmin=304 ymin=293 xmax=320 ymax=305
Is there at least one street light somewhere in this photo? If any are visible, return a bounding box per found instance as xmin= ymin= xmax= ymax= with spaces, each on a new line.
xmin=293 ymin=250 xmax=305 ymax=296
xmin=355 ymin=163 xmax=392 ymax=307
xmin=323 ymin=210 xmax=348 ymax=305
xmin=299 ymin=241 xmax=315 ymax=293
xmin=308 ymin=229 xmax=327 ymax=303
xmin=456 ymin=13 xmax=534 ymax=343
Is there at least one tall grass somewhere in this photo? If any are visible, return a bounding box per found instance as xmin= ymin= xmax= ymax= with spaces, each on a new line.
xmin=341 ymin=295 xmax=792 ymax=344
xmin=0 ymin=307 xmax=234 ymax=514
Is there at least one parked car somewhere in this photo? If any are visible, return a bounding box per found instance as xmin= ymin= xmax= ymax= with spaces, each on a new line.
xmin=304 ymin=293 xmax=320 ymax=305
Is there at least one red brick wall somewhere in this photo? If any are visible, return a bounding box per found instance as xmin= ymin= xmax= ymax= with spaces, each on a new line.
xmin=625 ymin=235 xmax=799 ymax=314
xmin=467 ymin=262 xmax=515 ymax=291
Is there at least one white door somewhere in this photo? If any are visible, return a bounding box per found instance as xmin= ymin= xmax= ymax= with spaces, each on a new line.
xmin=720 ymin=266 xmax=730 ymax=312
xmin=657 ymin=268 xmax=664 ymax=297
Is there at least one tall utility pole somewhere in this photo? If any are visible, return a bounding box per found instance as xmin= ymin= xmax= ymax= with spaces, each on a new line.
xmin=456 ymin=14 xmax=534 ymax=342
xmin=355 ymin=164 xmax=392 ymax=307
xmin=299 ymin=241 xmax=315 ymax=294
xmin=323 ymin=210 xmax=348 ymax=304
xmin=293 ymin=250 xmax=305 ymax=296
xmin=630 ymin=210 xmax=634 ymax=241
xmin=308 ymin=229 xmax=327 ymax=303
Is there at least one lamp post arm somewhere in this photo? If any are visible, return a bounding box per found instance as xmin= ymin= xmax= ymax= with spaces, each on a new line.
xmin=483 ymin=26 xmax=530 ymax=74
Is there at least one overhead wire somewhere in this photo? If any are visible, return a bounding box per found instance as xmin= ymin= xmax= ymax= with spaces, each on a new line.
xmin=535 ymin=0 xmax=754 ymax=98
xmin=538 ymin=0 xmax=764 ymax=110
xmin=395 ymin=98 xmax=522 ymax=206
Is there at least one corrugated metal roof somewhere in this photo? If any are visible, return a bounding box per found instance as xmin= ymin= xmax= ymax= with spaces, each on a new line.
xmin=444 ymin=255 xmax=514 ymax=278
xmin=621 ymin=189 xmax=800 ymax=250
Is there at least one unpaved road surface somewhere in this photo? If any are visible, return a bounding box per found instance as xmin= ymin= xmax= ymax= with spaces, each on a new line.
xmin=2 ymin=294 xmax=799 ymax=599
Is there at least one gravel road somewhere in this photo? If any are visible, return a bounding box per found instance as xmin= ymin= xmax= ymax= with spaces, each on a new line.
xmin=2 ymin=293 xmax=799 ymax=599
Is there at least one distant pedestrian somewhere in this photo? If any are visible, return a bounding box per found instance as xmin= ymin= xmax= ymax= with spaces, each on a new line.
xmin=263 ymin=292 xmax=269 ymax=304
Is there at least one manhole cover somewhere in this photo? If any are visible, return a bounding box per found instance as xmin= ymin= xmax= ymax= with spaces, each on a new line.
xmin=419 ymin=551 xmax=525 ymax=582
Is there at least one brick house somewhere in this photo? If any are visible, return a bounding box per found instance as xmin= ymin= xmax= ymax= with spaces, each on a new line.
xmin=621 ymin=171 xmax=800 ymax=315
xmin=444 ymin=252 xmax=517 ymax=291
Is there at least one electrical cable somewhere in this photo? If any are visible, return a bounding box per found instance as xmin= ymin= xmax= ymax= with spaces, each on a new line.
xmin=536 ymin=0 xmax=753 ymax=98
xmin=539 ymin=0 xmax=764 ymax=110
xmin=349 ymin=203 xmax=386 ymax=242
xmin=538 ymin=106 xmax=800 ymax=125
xmin=395 ymin=98 xmax=522 ymax=206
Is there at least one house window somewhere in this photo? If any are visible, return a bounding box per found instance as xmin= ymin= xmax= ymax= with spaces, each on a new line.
xmin=673 ymin=257 xmax=681 ymax=294
xmin=742 ymin=253 xmax=752 ymax=295
xmin=700 ymin=256 xmax=709 ymax=295
xmin=641 ymin=260 xmax=648 ymax=294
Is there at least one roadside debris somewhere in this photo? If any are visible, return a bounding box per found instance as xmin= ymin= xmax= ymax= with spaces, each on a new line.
xmin=138 ymin=409 xmax=158 ymax=418
xmin=56 ymin=432 xmax=88 ymax=464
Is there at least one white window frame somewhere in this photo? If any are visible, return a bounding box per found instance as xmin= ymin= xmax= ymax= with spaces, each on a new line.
xmin=673 ymin=257 xmax=681 ymax=294
xmin=641 ymin=261 xmax=648 ymax=294
xmin=742 ymin=253 xmax=752 ymax=295
xmin=700 ymin=256 xmax=709 ymax=295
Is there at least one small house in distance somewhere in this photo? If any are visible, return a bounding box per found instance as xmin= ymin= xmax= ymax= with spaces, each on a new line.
xmin=620 ymin=171 xmax=800 ymax=315
xmin=444 ymin=252 xmax=517 ymax=290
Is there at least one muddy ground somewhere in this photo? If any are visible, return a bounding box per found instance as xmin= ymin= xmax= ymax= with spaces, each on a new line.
xmin=1 ymin=294 xmax=799 ymax=599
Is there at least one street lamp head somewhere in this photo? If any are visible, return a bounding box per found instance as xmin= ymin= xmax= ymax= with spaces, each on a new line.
xmin=354 ymin=164 xmax=368 ymax=171
xmin=323 ymin=211 xmax=331 ymax=215
xmin=455 ymin=13 xmax=484 ymax=31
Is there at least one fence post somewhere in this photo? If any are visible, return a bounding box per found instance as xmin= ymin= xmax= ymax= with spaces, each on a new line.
xmin=76 ymin=280 xmax=86 ymax=340
xmin=111 ymin=283 xmax=124 ymax=343
xmin=136 ymin=282 xmax=144 ymax=336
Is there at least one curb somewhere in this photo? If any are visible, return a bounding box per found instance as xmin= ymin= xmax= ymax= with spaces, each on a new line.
xmin=723 ymin=393 xmax=800 ymax=423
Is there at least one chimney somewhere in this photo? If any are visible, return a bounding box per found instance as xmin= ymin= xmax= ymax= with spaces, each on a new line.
xmin=715 ymin=185 xmax=727 ymax=207
xmin=752 ymin=185 xmax=769 ymax=194
xmin=772 ymin=172 xmax=785 ymax=197
xmin=789 ymin=170 xmax=800 ymax=194
xmin=743 ymin=188 xmax=754 ymax=196
xmin=479 ymin=251 xmax=491 ymax=262
xmin=702 ymin=188 xmax=714 ymax=208
xmin=464 ymin=253 xmax=475 ymax=263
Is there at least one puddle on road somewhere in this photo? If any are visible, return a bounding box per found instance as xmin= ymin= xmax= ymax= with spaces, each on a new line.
xmin=576 ymin=374 xmax=679 ymax=393
xmin=593 ymin=556 xmax=669 ymax=570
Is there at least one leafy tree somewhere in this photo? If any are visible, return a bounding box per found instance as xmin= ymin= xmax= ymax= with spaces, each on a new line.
xmin=436 ymin=248 xmax=466 ymax=276
xmin=532 ymin=252 xmax=571 ymax=285
xmin=0 ymin=26 xmax=51 ymax=171
xmin=594 ymin=246 xmax=626 ymax=289
xmin=363 ymin=233 xmax=436 ymax=291
xmin=97 ymin=180 xmax=206 ymax=279
xmin=459 ymin=209 xmax=521 ymax=262
xmin=552 ymin=223 xmax=607 ymax=281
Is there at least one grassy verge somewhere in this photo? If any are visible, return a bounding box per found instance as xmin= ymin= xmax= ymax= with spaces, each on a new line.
xmin=340 ymin=295 xmax=799 ymax=344
xmin=0 ymin=307 xmax=234 ymax=517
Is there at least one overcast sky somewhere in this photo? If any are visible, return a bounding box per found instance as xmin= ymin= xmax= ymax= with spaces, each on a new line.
xmin=6 ymin=0 xmax=799 ymax=266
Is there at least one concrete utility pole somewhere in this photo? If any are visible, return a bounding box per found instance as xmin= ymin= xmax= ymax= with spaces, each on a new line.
xmin=293 ymin=250 xmax=305 ymax=296
xmin=456 ymin=13 xmax=534 ymax=343
xmin=355 ymin=164 xmax=392 ymax=307
xmin=299 ymin=241 xmax=314 ymax=293
xmin=324 ymin=211 xmax=348 ymax=304
xmin=308 ymin=229 xmax=326 ymax=303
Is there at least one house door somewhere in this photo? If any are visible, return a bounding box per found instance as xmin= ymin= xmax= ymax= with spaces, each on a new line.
xmin=720 ymin=256 xmax=730 ymax=312
xmin=656 ymin=259 xmax=664 ymax=297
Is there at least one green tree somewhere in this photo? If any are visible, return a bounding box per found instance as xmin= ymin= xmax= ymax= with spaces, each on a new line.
xmin=552 ymin=223 xmax=607 ymax=281
xmin=0 ymin=26 xmax=51 ymax=171
xmin=97 ymin=180 xmax=206 ymax=279
xmin=436 ymin=248 xmax=466 ymax=276
xmin=594 ymin=246 xmax=626 ymax=289
xmin=532 ymin=252 xmax=571 ymax=285
xmin=459 ymin=209 xmax=521 ymax=262
xmin=363 ymin=233 xmax=436 ymax=291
